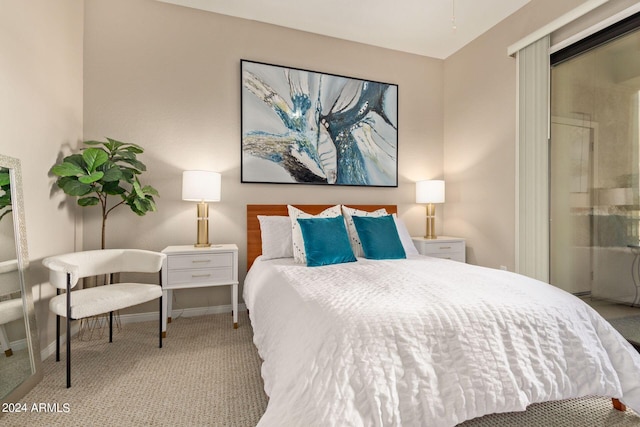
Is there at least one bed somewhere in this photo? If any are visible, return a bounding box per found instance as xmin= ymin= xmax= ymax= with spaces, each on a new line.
xmin=244 ymin=204 xmax=640 ymax=426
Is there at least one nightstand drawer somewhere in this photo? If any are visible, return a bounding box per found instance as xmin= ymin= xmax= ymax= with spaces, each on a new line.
xmin=412 ymin=237 xmax=466 ymax=263
xmin=418 ymin=241 xmax=464 ymax=256
xmin=168 ymin=267 xmax=233 ymax=285
xmin=168 ymin=252 xmax=233 ymax=270
xmin=426 ymin=252 xmax=465 ymax=262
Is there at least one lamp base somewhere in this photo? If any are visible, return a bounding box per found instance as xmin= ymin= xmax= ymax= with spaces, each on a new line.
xmin=194 ymin=202 xmax=211 ymax=247
xmin=424 ymin=203 xmax=437 ymax=239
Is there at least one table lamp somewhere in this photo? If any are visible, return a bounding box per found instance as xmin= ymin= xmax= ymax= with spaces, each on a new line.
xmin=182 ymin=170 xmax=221 ymax=247
xmin=416 ymin=180 xmax=445 ymax=239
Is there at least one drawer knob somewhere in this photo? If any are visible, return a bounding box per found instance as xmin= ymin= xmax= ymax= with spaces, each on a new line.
xmin=191 ymin=274 xmax=211 ymax=278
xmin=439 ymin=246 xmax=452 ymax=250
xmin=192 ymin=259 xmax=212 ymax=263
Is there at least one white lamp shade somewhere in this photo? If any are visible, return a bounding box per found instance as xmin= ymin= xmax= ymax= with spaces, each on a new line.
xmin=416 ymin=180 xmax=445 ymax=204
xmin=182 ymin=170 xmax=221 ymax=202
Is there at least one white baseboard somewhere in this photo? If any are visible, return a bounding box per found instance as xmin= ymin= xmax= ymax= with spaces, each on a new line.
xmin=40 ymin=304 xmax=246 ymax=361
xmin=7 ymin=337 xmax=27 ymax=352
xmin=121 ymin=303 xmax=247 ymax=324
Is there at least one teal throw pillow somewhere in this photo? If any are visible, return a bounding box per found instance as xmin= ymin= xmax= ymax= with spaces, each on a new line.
xmin=297 ymin=216 xmax=357 ymax=267
xmin=352 ymin=215 xmax=406 ymax=260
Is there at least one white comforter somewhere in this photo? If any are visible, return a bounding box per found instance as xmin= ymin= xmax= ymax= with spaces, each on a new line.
xmin=244 ymin=255 xmax=640 ymax=426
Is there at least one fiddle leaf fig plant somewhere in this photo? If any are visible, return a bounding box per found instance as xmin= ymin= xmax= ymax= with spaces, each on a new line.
xmin=51 ymin=138 xmax=159 ymax=249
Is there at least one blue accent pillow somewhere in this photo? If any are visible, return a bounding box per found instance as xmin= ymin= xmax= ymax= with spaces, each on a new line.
xmin=297 ymin=216 xmax=357 ymax=267
xmin=352 ymin=215 xmax=406 ymax=260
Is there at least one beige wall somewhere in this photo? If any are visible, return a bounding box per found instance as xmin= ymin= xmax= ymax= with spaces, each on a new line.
xmin=0 ymin=1 xmax=84 ymax=351
xmin=6 ymin=0 xmax=634 ymax=349
xmin=442 ymin=0 xmax=587 ymax=270
xmin=83 ymin=0 xmax=443 ymax=312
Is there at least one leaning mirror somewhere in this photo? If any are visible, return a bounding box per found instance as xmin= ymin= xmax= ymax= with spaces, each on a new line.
xmin=0 ymin=154 xmax=42 ymax=405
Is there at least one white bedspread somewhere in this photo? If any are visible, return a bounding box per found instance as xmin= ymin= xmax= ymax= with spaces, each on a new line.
xmin=244 ymin=255 xmax=640 ymax=426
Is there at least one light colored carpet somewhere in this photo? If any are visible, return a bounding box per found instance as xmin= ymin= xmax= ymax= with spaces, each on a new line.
xmin=1 ymin=312 xmax=638 ymax=426
xmin=3 ymin=313 xmax=266 ymax=426
xmin=609 ymin=316 xmax=640 ymax=346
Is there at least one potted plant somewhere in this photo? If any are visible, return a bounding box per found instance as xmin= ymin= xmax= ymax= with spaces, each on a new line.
xmin=51 ymin=138 xmax=159 ymax=249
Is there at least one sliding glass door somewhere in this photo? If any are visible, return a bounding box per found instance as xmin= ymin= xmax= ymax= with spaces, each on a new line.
xmin=550 ymin=23 xmax=640 ymax=304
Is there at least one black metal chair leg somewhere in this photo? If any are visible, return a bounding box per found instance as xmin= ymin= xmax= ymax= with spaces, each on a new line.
xmin=66 ymin=273 xmax=71 ymax=388
xmin=159 ymin=296 xmax=163 ymax=349
xmin=66 ymin=316 xmax=71 ymax=388
xmin=56 ymin=314 xmax=60 ymax=362
xmin=56 ymin=288 xmax=61 ymax=362
xmin=159 ymin=270 xmax=163 ymax=349
xmin=109 ymin=311 xmax=113 ymax=343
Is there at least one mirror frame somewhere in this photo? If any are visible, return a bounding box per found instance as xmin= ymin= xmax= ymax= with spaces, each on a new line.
xmin=0 ymin=154 xmax=42 ymax=405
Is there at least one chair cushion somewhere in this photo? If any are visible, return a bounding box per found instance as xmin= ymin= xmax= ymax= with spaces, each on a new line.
xmin=49 ymin=283 xmax=162 ymax=319
xmin=0 ymin=298 xmax=23 ymax=324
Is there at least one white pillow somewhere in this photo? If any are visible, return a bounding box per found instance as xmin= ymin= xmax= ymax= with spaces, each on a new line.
xmin=258 ymin=215 xmax=293 ymax=260
xmin=341 ymin=206 xmax=388 ymax=257
xmin=288 ymin=205 xmax=342 ymax=264
xmin=392 ymin=214 xmax=419 ymax=256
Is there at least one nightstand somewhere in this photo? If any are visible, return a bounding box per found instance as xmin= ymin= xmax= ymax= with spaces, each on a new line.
xmin=411 ymin=236 xmax=466 ymax=262
xmin=161 ymin=244 xmax=239 ymax=336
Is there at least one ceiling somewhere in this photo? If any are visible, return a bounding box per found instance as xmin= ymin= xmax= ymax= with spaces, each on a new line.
xmin=158 ymin=0 xmax=531 ymax=59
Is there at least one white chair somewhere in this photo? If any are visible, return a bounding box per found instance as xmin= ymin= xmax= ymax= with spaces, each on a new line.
xmin=0 ymin=259 xmax=22 ymax=357
xmin=43 ymin=249 xmax=166 ymax=388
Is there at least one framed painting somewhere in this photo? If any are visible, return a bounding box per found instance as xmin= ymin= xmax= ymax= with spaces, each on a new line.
xmin=241 ymin=60 xmax=398 ymax=187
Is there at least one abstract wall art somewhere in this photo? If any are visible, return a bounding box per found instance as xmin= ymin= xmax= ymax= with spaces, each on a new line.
xmin=241 ymin=60 xmax=398 ymax=187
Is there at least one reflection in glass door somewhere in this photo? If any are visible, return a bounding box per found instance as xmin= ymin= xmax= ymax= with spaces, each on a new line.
xmin=550 ymin=117 xmax=594 ymax=295
xmin=550 ymin=24 xmax=640 ymax=305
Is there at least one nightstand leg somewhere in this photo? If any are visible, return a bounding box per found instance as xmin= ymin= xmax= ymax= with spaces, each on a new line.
xmin=232 ymin=283 xmax=238 ymax=329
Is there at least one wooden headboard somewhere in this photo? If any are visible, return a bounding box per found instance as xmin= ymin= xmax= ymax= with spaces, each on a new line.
xmin=247 ymin=204 xmax=397 ymax=270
